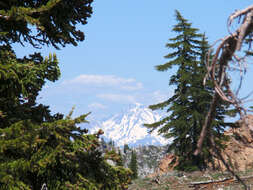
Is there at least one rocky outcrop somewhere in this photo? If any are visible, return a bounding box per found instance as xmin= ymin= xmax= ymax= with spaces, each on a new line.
xmin=150 ymin=115 xmax=253 ymax=176
xmin=148 ymin=154 xmax=177 ymax=178
xmin=123 ymin=145 xmax=168 ymax=177
xmin=212 ymin=115 xmax=253 ymax=171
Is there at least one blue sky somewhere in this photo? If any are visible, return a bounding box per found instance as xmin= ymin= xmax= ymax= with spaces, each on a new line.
xmin=15 ymin=0 xmax=253 ymax=119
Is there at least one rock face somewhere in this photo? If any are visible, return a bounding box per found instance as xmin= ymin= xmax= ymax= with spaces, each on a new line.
xmin=150 ymin=115 xmax=253 ymax=176
xmin=123 ymin=145 xmax=168 ymax=177
xmin=148 ymin=154 xmax=177 ymax=178
xmin=213 ymin=115 xmax=253 ymax=171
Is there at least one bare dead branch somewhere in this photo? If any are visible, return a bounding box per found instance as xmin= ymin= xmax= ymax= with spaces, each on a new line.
xmin=241 ymin=90 xmax=253 ymax=101
xmin=195 ymin=4 xmax=253 ymax=156
xmin=203 ymin=39 xmax=223 ymax=86
xmin=194 ymin=93 xmax=219 ymax=155
xmin=236 ymin=11 xmax=253 ymax=51
xmin=228 ymin=5 xmax=253 ymax=29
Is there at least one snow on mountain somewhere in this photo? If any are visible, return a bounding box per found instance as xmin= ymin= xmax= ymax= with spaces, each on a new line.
xmin=88 ymin=103 xmax=171 ymax=147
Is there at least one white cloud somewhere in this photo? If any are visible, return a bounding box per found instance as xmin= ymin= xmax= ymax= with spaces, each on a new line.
xmin=121 ymin=82 xmax=143 ymax=91
xmin=63 ymin=74 xmax=143 ymax=91
xmin=151 ymin=90 xmax=171 ymax=103
xmin=97 ymin=93 xmax=136 ymax=103
xmin=39 ymin=73 xmax=174 ymax=118
xmin=88 ymin=102 xmax=107 ymax=110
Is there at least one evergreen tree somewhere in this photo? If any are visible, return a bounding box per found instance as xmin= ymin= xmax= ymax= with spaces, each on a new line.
xmin=0 ymin=0 xmax=94 ymax=129
xmin=0 ymin=1 xmax=132 ymax=189
xmin=0 ymin=0 xmax=93 ymax=49
xmin=100 ymin=137 xmax=107 ymax=151
xmin=129 ymin=150 xmax=138 ymax=179
xmin=0 ymin=45 xmax=62 ymax=129
xmin=117 ymin=149 xmax=124 ymax=167
xmin=145 ymin=10 xmax=230 ymax=171
xmin=0 ymin=111 xmax=132 ymax=189
xmin=123 ymin=144 xmax=130 ymax=154
xmin=108 ymin=139 xmax=115 ymax=149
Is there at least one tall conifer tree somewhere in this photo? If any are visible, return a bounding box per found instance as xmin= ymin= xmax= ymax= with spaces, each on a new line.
xmin=145 ymin=10 xmax=230 ymax=171
xmin=129 ymin=150 xmax=138 ymax=179
xmin=0 ymin=1 xmax=132 ymax=189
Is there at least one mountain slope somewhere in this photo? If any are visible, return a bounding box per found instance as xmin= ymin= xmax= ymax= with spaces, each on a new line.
xmin=88 ymin=103 xmax=171 ymax=147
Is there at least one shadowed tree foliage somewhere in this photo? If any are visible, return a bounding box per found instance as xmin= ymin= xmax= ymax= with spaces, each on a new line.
xmin=0 ymin=112 xmax=132 ymax=189
xmin=129 ymin=150 xmax=138 ymax=179
xmin=0 ymin=45 xmax=62 ymax=129
xmin=0 ymin=1 xmax=132 ymax=189
xmin=123 ymin=144 xmax=130 ymax=154
xmin=0 ymin=0 xmax=93 ymax=48
xmin=145 ymin=10 xmax=231 ymax=171
xmin=117 ymin=149 xmax=124 ymax=167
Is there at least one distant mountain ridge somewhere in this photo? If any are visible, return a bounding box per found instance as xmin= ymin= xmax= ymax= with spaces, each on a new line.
xmin=88 ymin=103 xmax=171 ymax=147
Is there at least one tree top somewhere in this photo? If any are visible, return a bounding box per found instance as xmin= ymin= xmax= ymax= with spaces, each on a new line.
xmin=0 ymin=0 xmax=93 ymax=49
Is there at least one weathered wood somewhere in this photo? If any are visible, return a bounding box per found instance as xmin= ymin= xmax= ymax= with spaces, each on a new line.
xmin=189 ymin=175 xmax=253 ymax=189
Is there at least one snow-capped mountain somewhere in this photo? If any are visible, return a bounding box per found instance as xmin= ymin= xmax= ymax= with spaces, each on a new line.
xmin=88 ymin=103 xmax=171 ymax=147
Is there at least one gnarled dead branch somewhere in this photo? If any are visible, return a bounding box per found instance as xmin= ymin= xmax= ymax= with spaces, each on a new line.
xmin=195 ymin=4 xmax=253 ymax=156
xmin=194 ymin=5 xmax=253 ymax=190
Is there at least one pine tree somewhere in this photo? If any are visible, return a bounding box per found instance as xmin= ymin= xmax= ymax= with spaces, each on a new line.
xmin=0 ymin=1 xmax=132 ymax=189
xmin=129 ymin=150 xmax=138 ymax=179
xmin=145 ymin=10 xmax=230 ymax=171
xmin=117 ymin=149 xmax=124 ymax=167
xmin=123 ymin=144 xmax=130 ymax=154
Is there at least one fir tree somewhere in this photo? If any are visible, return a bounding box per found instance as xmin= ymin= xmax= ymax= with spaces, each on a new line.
xmin=117 ymin=149 xmax=124 ymax=167
xmin=0 ymin=111 xmax=132 ymax=189
xmin=100 ymin=137 xmax=107 ymax=151
xmin=129 ymin=150 xmax=138 ymax=179
xmin=0 ymin=1 xmax=132 ymax=189
xmin=145 ymin=10 xmax=230 ymax=171
xmin=0 ymin=0 xmax=93 ymax=49
xmin=123 ymin=144 xmax=130 ymax=154
xmin=0 ymin=45 xmax=62 ymax=129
